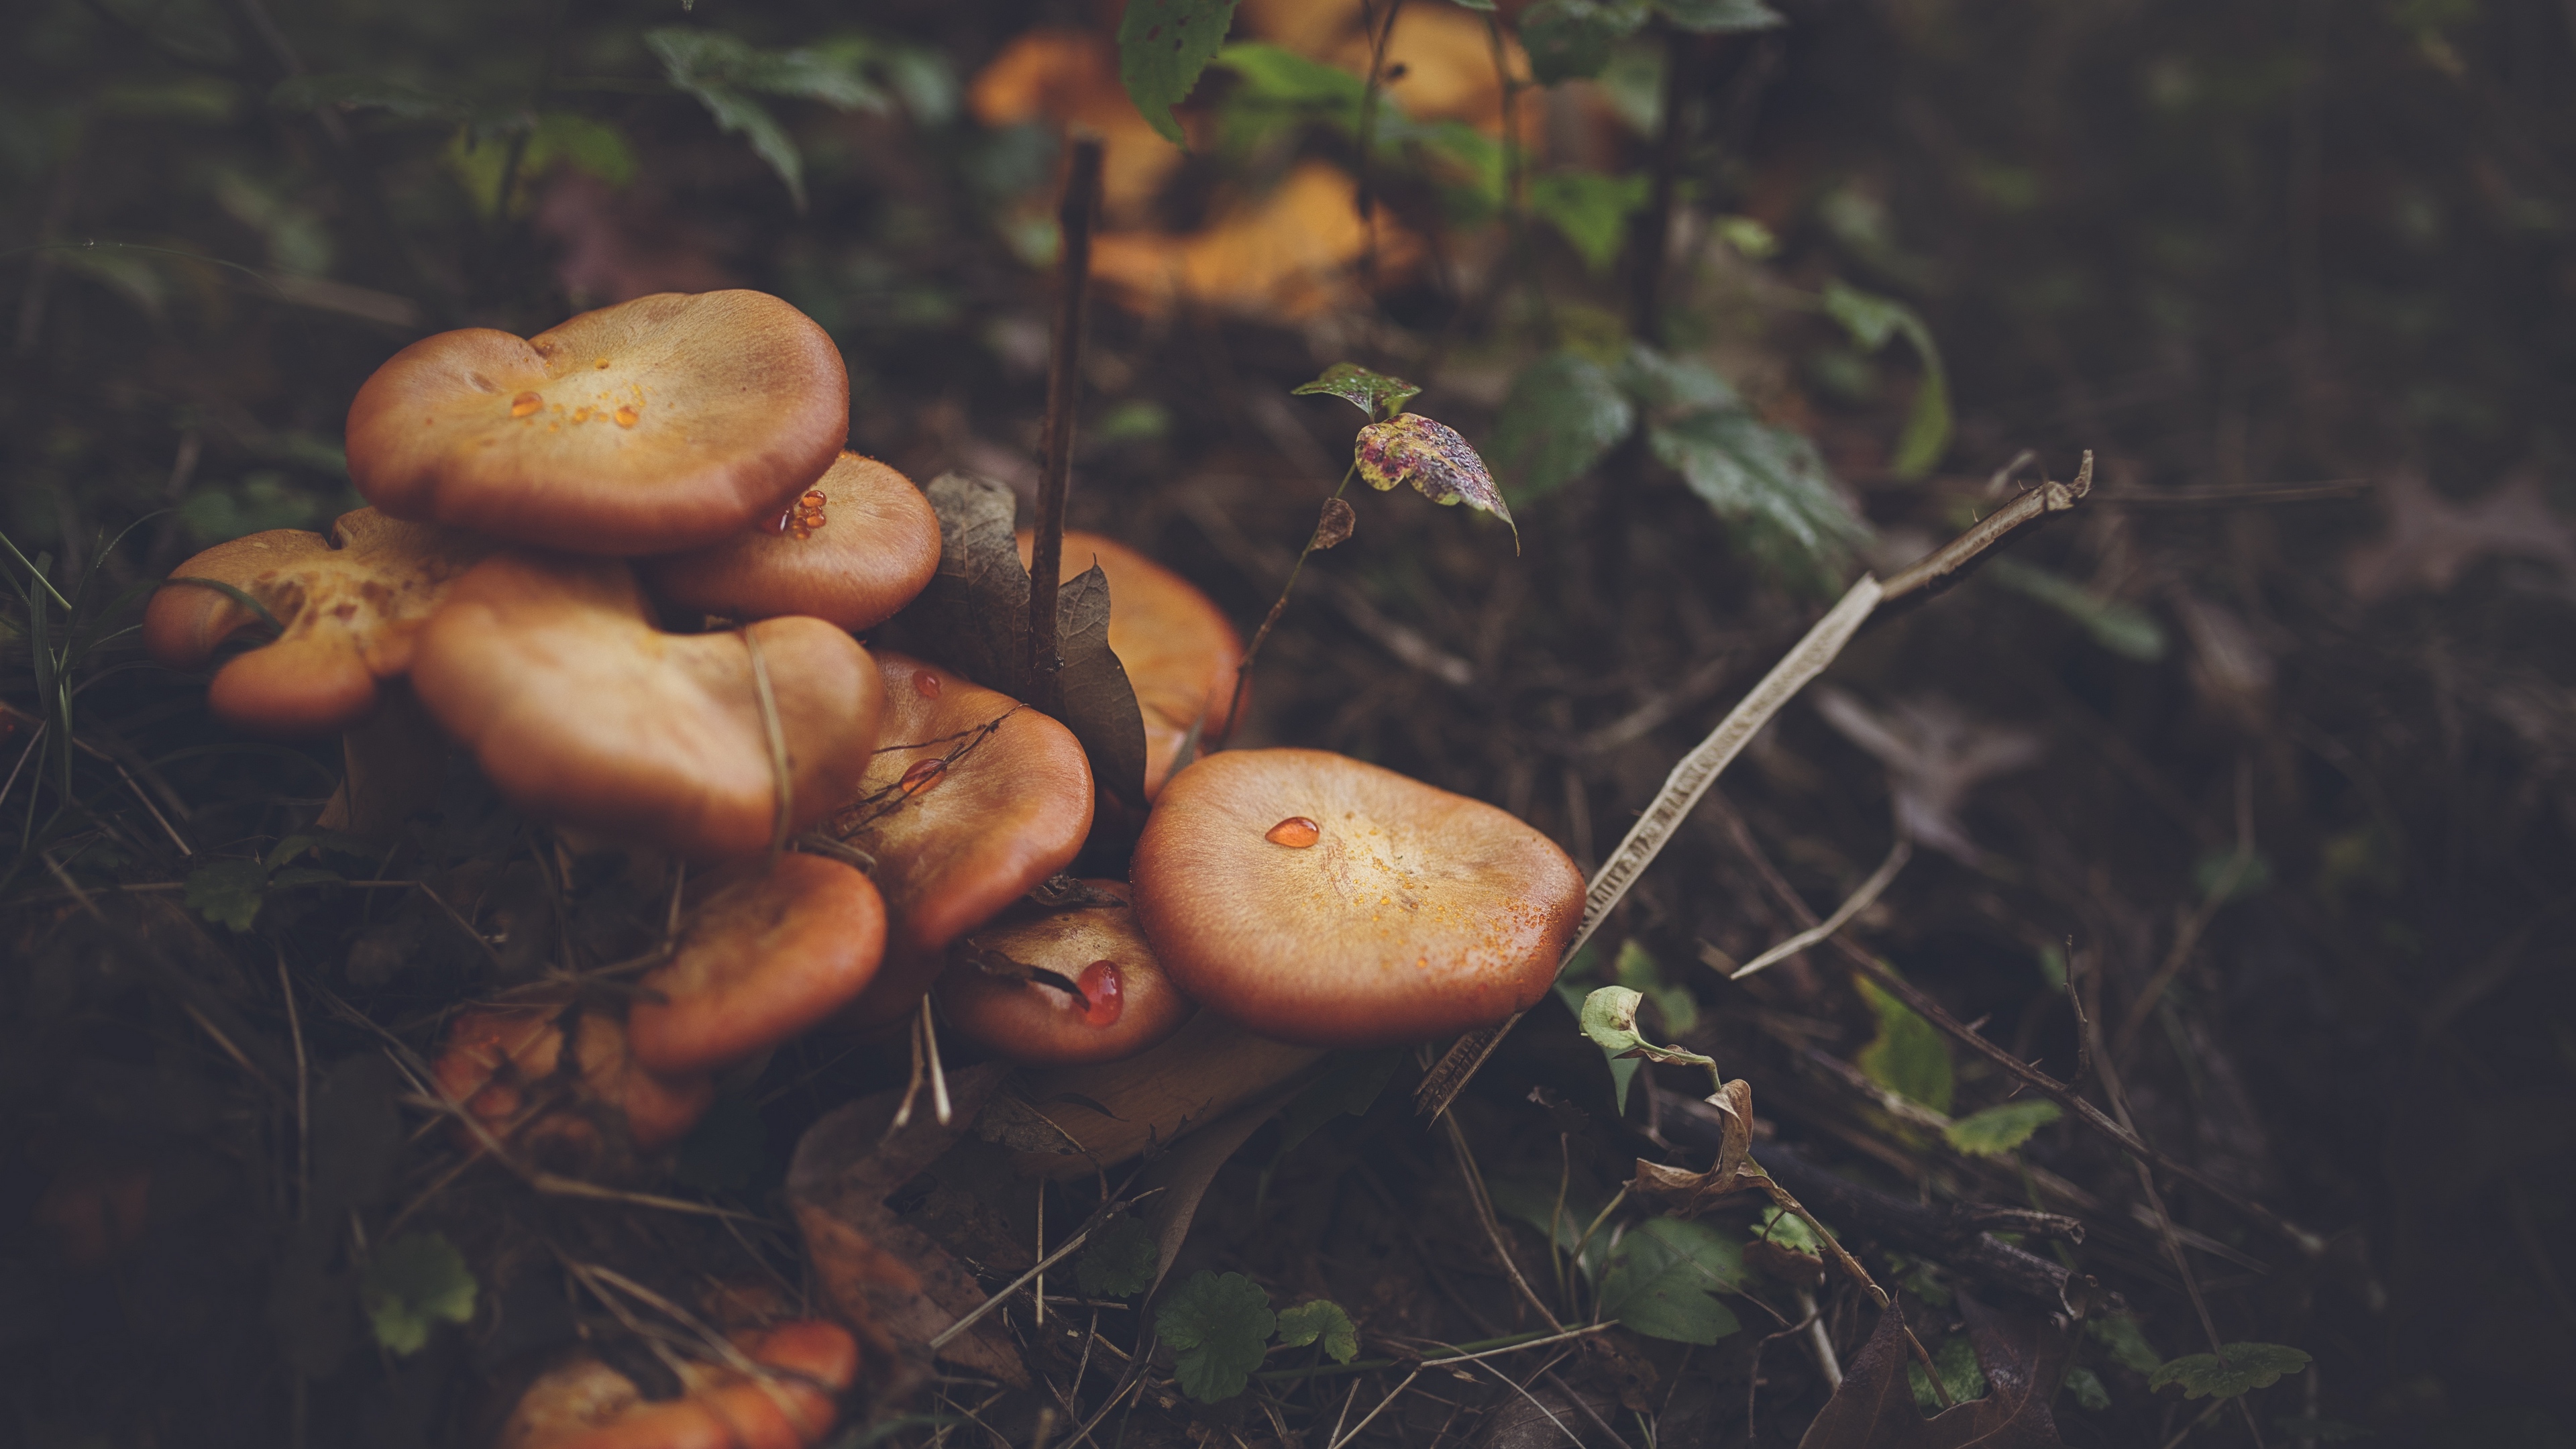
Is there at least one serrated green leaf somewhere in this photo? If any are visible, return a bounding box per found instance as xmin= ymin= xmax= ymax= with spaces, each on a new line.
xmin=1855 ymin=975 xmax=1954 ymax=1114
xmin=1908 ymin=1333 xmax=1993 ymax=1412
xmin=1944 ymin=1099 xmax=2062 ymax=1157
xmin=1076 ymin=1216 xmax=1159 ymax=1298
xmin=361 ymin=1232 xmax=477 ymax=1356
xmin=1119 ymin=0 xmax=1242 ymax=146
xmin=1754 ymin=1205 xmax=1821 ymax=1255
xmin=1652 ymin=0 xmax=1786 ymax=32
xmin=1648 ymin=409 xmax=1868 ymax=571
xmin=1491 ymin=351 xmax=1635 ymax=503
xmin=1527 ymin=169 xmax=1649 ymax=271
xmin=186 ymin=859 xmax=269 ymax=932
xmin=1292 ymin=362 xmax=1421 ymax=419
xmin=1275 ymin=1300 xmax=1360 ymax=1363
xmin=1520 ymin=0 xmax=1650 ymax=85
xmin=1156 ymin=1271 xmax=1275 ymax=1402
xmin=1597 ymin=1218 xmax=1744 ymax=1344
xmin=649 ymin=28 xmax=888 ymax=210
xmin=2149 ymin=1344 xmax=2312 ymax=1401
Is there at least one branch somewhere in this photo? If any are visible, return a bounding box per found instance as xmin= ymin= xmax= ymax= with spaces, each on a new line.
xmin=1028 ymin=136 xmax=1103 ymax=718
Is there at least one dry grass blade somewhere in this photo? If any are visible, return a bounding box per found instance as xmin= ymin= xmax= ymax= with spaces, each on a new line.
xmin=1731 ymin=837 xmax=1911 ymax=980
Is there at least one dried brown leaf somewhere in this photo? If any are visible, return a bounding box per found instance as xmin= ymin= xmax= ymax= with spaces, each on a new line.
xmin=1796 ymin=1295 xmax=2074 ymax=1449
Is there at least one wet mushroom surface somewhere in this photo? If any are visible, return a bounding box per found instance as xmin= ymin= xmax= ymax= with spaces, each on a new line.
xmin=644 ymin=452 xmax=943 ymax=633
xmin=932 ymin=879 xmax=1193 ymax=1065
xmin=627 ymin=852 xmax=888 ymax=1077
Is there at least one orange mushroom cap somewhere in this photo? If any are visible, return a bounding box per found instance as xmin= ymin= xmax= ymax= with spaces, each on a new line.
xmin=642 ymin=453 xmax=941 ymax=631
xmin=431 ymin=998 xmax=713 ymax=1156
xmin=410 ymin=552 xmax=884 ymax=859
xmin=142 ymin=507 xmax=494 ymax=736
xmin=1129 ymin=749 xmax=1585 ymax=1046
xmin=934 ymin=880 xmax=1193 ymax=1066
xmin=498 ymin=1320 xmax=858 ymax=1449
xmin=1016 ymin=530 xmax=1243 ymax=798
xmin=345 ymin=290 xmax=848 ymax=555
xmin=826 ymin=652 xmax=1093 ymax=1032
xmin=627 ymin=853 xmax=888 ymax=1077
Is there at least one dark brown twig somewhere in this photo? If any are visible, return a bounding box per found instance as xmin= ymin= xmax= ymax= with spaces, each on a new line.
xmin=1028 ymin=136 xmax=1102 ymax=719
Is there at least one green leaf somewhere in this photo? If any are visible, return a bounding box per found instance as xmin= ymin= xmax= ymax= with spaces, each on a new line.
xmin=2149 ymin=1344 xmax=2312 ymax=1401
xmin=1519 ymin=0 xmax=1650 ymax=85
xmin=1648 ymin=409 xmax=1867 ymax=569
xmin=446 ymin=112 xmax=637 ymax=216
xmin=1650 ymin=0 xmax=1786 ymax=32
xmin=1275 ymin=1300 xmax=1360 ymax=1363
xmin=2067 ymin=1366 xmax=2112 ymax=1411
xmin=1983 ymin=558 xmax=2169 ymax=661
xmin=2089 ymin=1313 xmax=2163 ymax=1375
xmin=1597 ymin=1217 xmax=1744 ymax=1344
xmin=1354 ymin=415 xmax=1519 ymax=547
xmin=1527 ymin=170 xmax=1650 ymax=272
xmin=1944 ymin=1099 xmax=2062 ymax=1157
xmin=1076 ymin=1216 xmax=1160 ymax=1298
xmin=1819 ymin=280 xmax=1951 ymax=478
xmin=186 ymin=859 xmax=270 ymax=932
xmin=649 ymin=28 xmax=890 ymax=210
xmin=1854 ymin=976 xmax=1954 ymax=1114
xmin=1908 ymin=1333 xmax=1993 ymax=1413
xmin=1754 ymin=1205 xmax=1821 ymax=1254
xmin=1617 ymin=345 xmax=1741 ymax=416
xmin=1119 ymin=0 xmax=1243 ymax=146
xmin=1156 ymin=1271 xmax=1275 ymax=1402
xmin=1292 ymin=362 xmax=1421 ymax=420
xmin=361 ymin=1232 xmax=477 ymax=1356
xmin=1491 ymin=351 xmax=1635 ymax=503
xmin=1611 ymin=938 xmax=1699 ymax=1033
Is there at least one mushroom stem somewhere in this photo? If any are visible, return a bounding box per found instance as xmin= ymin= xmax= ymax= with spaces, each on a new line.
xmin=1003 ymin=1012 xmax=1326 ymax=1180
xmin=314 ymin=684 xmax=447 ymax=839
xmin=1028 ymin=136 xmax=1103 ymax=717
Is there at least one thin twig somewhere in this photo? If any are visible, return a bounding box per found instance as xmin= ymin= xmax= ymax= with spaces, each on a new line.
xmin=1731 ymin=838 xmax=1911 ymax=981
xmin=1029 ymin=136 xmax=1102 ymax=717
xmin=928 ymin=1224 xmax=1096 ymax=1351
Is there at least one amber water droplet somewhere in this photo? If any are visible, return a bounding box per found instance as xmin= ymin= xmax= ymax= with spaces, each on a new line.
xmin=570 ymin=407 xmax=592 ymax=423
xmin=912 ymin=670 xmax=941 ymax=699
xmin=510 ymin=392 xmax=541 ymax=418
xmin=614 ymin=405 xmax=639 ymax=427
xmin=802 ymin=490 xmax=826 ymax=505
xmin=1075 ymin=959 xmax=1125 ymax=1028
xmin=594 ymin=356 xmax=611 ymax=370
xmin=898 ymin=758 xmax=947 ymax=795
xmin=1266 ymin=816 xmax=1322 ymax=848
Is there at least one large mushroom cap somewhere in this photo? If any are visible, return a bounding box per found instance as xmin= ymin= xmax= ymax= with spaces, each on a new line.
xmin=143 ymin=508 xmax=493 ymax=735
xmin=411 ymin=552 xmax=883 ymax=858
xmin=628 ymin=853 xmax=887 ymax=1077
xmin=431 ymin=998 xmax=712 ymax=1156
xmin=1130 ymin=749 xmax=1585 ymax=1046
xmin=1017 ymin=530 xmax=1243 ymax=798
xmin=345 ymin=290 xmax=847 ymax=555
xmin=643 ymin=453 xmax=941 ymax=631
xmin=934 ymin=880 xmax=1193 ymax=1066
xmin=827 ymin=652 xmax=1093 ymax=1031
xmin=497 ymin=1320 xmax=858 ymax=1449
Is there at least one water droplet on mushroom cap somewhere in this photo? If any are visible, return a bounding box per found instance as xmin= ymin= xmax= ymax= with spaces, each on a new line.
xmin=912 ymin=669 xmax=941 ymax=699
xmin=899 ymin=757 xmax=947 ymax=795
xmin=1266 ymin=816 xmax=1321 ymax=848
xmin=511 ymin=392 xmax=542 ymax=419
xmin=613 ymin=405 xmax=639 ymax=427
xmin=1075 ymin=959 xmax=1124 ymax=1027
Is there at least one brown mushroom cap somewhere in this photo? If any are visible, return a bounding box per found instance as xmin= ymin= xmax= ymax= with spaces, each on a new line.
xmin=496 ymin=1320 xmax=858 ymax=1449
xmin=641 ymin=453 xmax=941 ymax=631
xmin=345 ymin=290 xmax=848 ymax=555
xmin=826 ymin=651 xmax=1093 ymax=1031
xmin=627 ymin=853 xmax=887 ymax=1076
xmin=1130 ymin=749 xmax=1585 ymax=1046
xmin=933 ymin=880 xmax=1193 ymax=1065
xmin=1015 ymin=529 xmax=1244 ymax=796
xmin=411 ymin=552 xmax=883 ymax=858
xmin=142 ymin=508 xmax=494 ymax=736
xmin=431 ymin=998 xmax=712 ymax=1155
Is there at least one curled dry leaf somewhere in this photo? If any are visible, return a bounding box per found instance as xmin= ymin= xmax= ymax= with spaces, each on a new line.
xmin=1629 ymin=1078 xmax=1757 ymax=1217
xmin=1795 ymin=1293 xmax=2076 ymax=1449
xmin=1312 ymin=496 xmax=1357 ymax=550
xmin=1354 ymin=413 xmax=1519 ymax=549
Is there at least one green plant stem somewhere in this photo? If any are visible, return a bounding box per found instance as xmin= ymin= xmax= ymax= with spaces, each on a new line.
xmin=1214 ymin=460 xmax=1358 ymax=748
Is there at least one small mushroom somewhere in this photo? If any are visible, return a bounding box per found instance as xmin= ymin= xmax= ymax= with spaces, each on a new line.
xmin=496 ymin=1320 xmax=859 ymax=1449
xmin=142 ymin=506 xmax=494 ymax=736
xmin=1129 ymin=749 xmax=1585 ymax=1046
xmin=643 ymin=453 xmax=942 ymax=632
xmin=826 ymin=652 xmax=1093 ymax=1032
xmin=627 ymin=853 xmax=888 ymax=1078
xmin=431 ymin=997 xmax=714 ymax=1157
xmin=933 ymin=880 xmax=1193 ymax=1065
xmin=1017 ymin=529 xmax=1243 ymax=798
xmin=345 ymin=290 xmax=848 ymax=555
xmin=410 ymin=552 xmax=883 ymax=859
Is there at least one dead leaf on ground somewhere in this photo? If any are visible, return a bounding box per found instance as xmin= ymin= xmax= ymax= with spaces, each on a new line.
xmin=2342 ymin=468 xmax=2576 ymax=602
xmin=1812 ymin=690 xmax=2041 ymax=867
xmin=786 ymin=1062 xmax=1029 ymax=1391
xmin=1795 ymin=1294 xmax=2076 ymax=1449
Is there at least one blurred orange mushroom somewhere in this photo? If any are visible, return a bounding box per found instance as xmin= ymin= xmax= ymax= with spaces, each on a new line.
xmin=969 ymin=28 xmax=1183 ymax=227
xmin=496 ymin=1320 xmax=859 ymax=1449
xmin=1017 ymin=529 xmax=1242 ymax=798
xmin=432 ymin=997 xmax=713 ymax=1158
xmin=1089 ymin=160 xmax=1421 ymax=320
